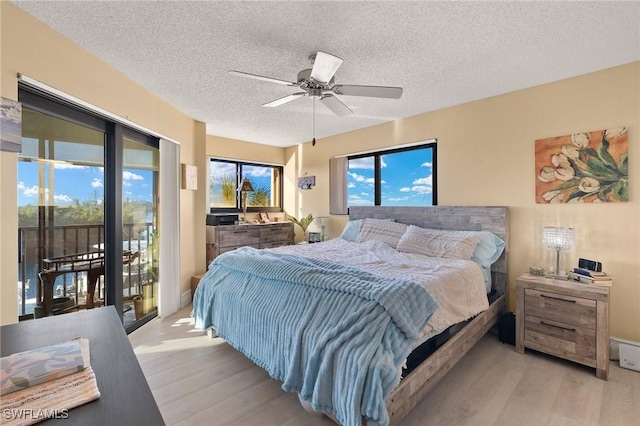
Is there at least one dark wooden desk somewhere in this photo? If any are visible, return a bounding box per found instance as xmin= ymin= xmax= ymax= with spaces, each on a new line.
xmin=0 ymin=307 xmax=164 ymax=425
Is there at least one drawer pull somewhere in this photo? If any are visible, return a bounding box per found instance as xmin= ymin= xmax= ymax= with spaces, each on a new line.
xmin=540 ymin=321 xmax=576 ymax=332
xmin=541 ymin=294 xmax=576 ymax=303
xmin=232 ymin=230 xmax=248 ymax=234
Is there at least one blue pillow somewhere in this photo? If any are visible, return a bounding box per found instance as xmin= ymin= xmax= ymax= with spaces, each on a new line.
xmin=471 ymin=231 xmax=506 ymax=268
xmin=339 ymin=220 xmax=363 ymax=242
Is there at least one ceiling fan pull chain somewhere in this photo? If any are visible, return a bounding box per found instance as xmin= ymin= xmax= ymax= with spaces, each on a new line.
xmin=312 ymin=98 xmax=316 ymax=146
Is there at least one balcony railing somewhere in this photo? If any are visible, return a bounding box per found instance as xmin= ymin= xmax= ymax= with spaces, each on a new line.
xmin=18 ymin=222 xmax=155 ymax=318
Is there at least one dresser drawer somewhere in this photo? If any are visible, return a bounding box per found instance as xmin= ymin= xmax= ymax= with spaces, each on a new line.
xmin=217 ymin=228 xmax=260 ymax=248
xmin=259 ymin=225 xmax=293 ymax=245
xmin=219 ymin=244 xmax=260 ymax=254
xmin=524 ymin=288 xmax=596 ymax=329
xmin=523 ymin=315 xmax=596 ymax=364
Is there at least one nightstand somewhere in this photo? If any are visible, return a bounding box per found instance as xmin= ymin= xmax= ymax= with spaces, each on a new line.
xmin=515 ymin=276 xmax=610 ymax=380
xmin=191 ymin=273 xmax=205 ymax=300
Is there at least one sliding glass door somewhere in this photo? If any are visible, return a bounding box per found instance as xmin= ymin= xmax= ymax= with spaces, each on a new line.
xmin=122 ymin=134 xmax=159 ymax=329
xmin=17 ymin=106 xmax=106 ymax=319
xmin=17 ymin=87 xmax=160 ymax=331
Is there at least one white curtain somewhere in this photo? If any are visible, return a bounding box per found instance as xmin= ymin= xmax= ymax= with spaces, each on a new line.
xmin=158 ymin=138 xmax=181 ymax=317
xmin=329 ymin=156 xmax=348 ymax=215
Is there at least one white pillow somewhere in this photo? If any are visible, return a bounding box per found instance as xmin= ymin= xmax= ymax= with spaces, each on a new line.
xmin=356 ymin=218 xmax=408 ymax=249
xmin=396 ymin=225 xmax=481 ymax=260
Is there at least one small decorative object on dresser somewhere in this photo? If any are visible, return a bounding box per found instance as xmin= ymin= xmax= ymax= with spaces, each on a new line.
xmin=516 ymin=276 xmax=610 ymax=379
xmin=308 ymin=232 xmax=321 ymax=243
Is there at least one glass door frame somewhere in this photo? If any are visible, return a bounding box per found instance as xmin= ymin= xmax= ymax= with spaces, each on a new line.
xmin=18 ymin=85 xmax=160 ymax=331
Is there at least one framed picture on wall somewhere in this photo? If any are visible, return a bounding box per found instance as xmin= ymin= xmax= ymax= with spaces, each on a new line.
xmin=260 ymin=212 xmax=270 ymax=223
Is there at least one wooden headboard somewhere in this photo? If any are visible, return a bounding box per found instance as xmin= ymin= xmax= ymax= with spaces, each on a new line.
xmin=349 ymin=206 xmax=509 ymax=296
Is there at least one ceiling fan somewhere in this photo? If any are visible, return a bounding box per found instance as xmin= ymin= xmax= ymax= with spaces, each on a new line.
xmin=228 ymin=51 xmax=403 ymax=116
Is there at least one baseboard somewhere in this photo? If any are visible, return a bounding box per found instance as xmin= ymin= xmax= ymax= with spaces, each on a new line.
xmin=180 ymin=290 xmax=192 ymax=308
xmin=609 ymin=336 xmax=640 ymax=360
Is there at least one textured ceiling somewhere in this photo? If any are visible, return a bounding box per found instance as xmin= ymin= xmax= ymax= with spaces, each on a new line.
xmin=12 ymin=1 xmax=640 ymax=148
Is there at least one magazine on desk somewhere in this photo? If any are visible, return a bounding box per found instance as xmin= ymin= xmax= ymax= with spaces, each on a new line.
xmin=0 ymin=338 xmax=90 ymax=395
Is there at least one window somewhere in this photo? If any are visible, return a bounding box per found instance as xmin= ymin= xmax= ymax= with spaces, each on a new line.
xmin=209 ymin=159 xmax=283 ymax=212
xmin=347 ymin=143 xmax=437 ymax=207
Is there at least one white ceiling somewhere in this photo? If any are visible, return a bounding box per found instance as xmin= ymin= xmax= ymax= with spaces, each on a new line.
xmin=12 ymin=1 xmax=640 ymax=148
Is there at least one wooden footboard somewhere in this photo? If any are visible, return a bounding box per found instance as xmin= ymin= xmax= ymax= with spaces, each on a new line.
xmin=386 ymin=295 xmax=505 ymax=425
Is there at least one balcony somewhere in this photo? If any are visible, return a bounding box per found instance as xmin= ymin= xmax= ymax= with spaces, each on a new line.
xmin=18 ymin=222 xmax=155 ymax=324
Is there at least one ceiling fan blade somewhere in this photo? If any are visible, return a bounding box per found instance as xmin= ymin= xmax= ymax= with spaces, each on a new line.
xmin=310 ymin=52 xmax=343 ymax=85
xmin=332 ymin=84 xmax=403 ymax=99
xmin=262 ymin=92 xmax=306 ymax=108
xmin=320 ymin=94 xmax=352 ymax=116
xmin=228 ymin=70 xmax=296 ymax=86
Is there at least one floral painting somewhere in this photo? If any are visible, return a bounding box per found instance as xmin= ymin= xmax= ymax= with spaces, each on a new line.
xmin=535 ymin=127 xmax=628 ymax=203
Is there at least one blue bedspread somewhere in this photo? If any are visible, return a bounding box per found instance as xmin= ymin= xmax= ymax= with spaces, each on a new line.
xmin=192 ymin=247 xmax=437 ymax=426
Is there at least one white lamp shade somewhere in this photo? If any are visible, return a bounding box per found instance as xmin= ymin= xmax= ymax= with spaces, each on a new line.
xmin=315 ymin=216 xmax=330 ymax=226
xmin=543 ymin=227 xmax=575 ymax=252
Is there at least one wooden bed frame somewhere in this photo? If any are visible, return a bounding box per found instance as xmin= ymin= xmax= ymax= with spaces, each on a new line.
xmin=349 ymin=206 xmax=509 ymax=425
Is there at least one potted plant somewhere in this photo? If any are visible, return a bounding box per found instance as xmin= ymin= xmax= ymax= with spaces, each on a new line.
xmin=287 ymin=213 xmax=314 ymax=241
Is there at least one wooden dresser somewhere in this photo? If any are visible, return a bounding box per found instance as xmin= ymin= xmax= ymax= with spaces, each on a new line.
xmin=206 ymin=222 xmax=294 ymax=267
xmin=515 ymin=276 xmax=610 ymax=379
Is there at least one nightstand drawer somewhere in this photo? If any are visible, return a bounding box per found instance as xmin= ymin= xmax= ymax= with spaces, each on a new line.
xmin=523 ymin=315 xmax=596 ymax=364
xmin=524 ymin=288 xmax=596 ymax=329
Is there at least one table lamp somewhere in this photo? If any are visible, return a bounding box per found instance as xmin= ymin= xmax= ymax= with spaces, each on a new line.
xmin=543 ymin=226 xmax=575 ymax=278
xmin=240 ymin=178 xmax=254 ymax=222
xmin=315 ymin=216 xmax=330 ymax=241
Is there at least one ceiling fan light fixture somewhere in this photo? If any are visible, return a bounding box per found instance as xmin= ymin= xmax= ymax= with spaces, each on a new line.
xmin=309 ymin=51 xmax=344 ymax=85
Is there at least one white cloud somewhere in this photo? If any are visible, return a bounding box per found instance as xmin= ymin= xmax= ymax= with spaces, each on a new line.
xmin=349 ymin=158 xmax=374 ymax=170
xmin=210 ymin=162 xmax=236 ymax=178
xmin=360 ymin=192 xmax=369 ymax=196
xmin=123 ymin=181 xmax=132 ymax=187
xmin=54 ymin=163 xmax=88 ymax=170
xmin=123 ymin=171 xmax=144 ymax=181
xmin=412 ymin=185 xmax=432 ymax=195
xmin=54 ymin=194 xmax=72 ymax=203
xmin=91 ymin=178 xmax=103 ymax=188
xmin=413 ymin=176 xmax=432 ymax=185
xmin=399 ymin=187 xmax=411 ymax=192
xmin=387 ymin=196 xmax=409 ymax=202
xmin=245 ymin=167 xmax=271 ymax=178
xmin=349 ymin=172 xmax=375 ymax=186
xmin=421 ymin=161 xmax=432 ymax=168
xmin=349 ymin=157 xmax=386 ymax=169
xmin=22 ymin=185 xmax=40 ymax=197
xmin=348 ymin=194 xmax=373 ymax=206
xmin=20 ymin=184 xmax=73 ymax=204
xmin=347 ymin=182 xmax=355 ymax=188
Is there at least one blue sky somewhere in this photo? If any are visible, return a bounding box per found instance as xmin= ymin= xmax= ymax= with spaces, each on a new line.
xmin=17 ymin=150 xmax=432 ymax=208
xmin=348 ymin=148 xmax=434 ymax=206
xmin=17 ymin=162 xmax=154 ymax=206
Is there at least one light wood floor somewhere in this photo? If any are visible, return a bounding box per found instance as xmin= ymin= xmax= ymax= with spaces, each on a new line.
xmin=130 ymin=305 xmax=640 ymax=425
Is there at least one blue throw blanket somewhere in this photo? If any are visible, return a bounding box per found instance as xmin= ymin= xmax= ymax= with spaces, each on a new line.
xmin=192 ymin=247 xmax=438 ymax=426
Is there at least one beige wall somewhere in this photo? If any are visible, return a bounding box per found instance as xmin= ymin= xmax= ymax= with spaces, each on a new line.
xmin=293 ymin=62 xmax=640 ymax=342
xmin=0 ymin=3 xmax=206 ymax=324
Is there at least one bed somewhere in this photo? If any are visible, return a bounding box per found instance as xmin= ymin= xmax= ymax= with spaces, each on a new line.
xmin=192 ymin=206 xmax=508 ymax=425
